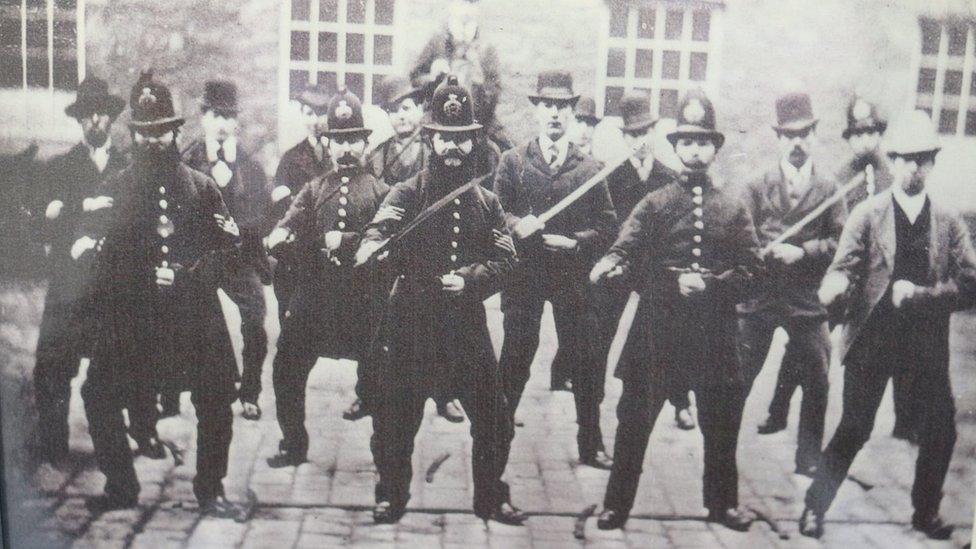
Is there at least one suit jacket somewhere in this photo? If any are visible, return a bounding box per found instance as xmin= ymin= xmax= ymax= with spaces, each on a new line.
xmin=827 ymin=190 xmax=976 ymax=361
xmin=83 ymin=161 xmax=240 ymax=400
xmin=739 ymin=163 xmax=847 ymax=317
xmin=38 ymin=142 xmax=128 ymax=302
xmin=493 ymin=139 xmax=616 ymax=291
xmin=606 ymin=159 xmax=675 ymax=226
xmin=272 ymin=139 xmax=332 ymax=220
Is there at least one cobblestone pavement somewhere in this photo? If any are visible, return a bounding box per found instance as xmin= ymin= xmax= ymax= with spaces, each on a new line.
xmin=13 ymin=291 xmax=976 ymax=548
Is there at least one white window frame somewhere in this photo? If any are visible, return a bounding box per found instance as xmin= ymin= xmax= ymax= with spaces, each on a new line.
xmin=912 ymin=16 xmax=976 ymax=138
xmin=596 ymin=0 xmax=723 ymax=119
xmin=0 ymin=0 xmax=86 ymax=142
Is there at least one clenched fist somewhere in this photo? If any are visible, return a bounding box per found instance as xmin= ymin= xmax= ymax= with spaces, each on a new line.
xmin=678 ymin=272 xmax=706 ymax=297
xmin=513 ymin=215 xmax=544 ymax=239
xmin=818 ymin=272 xmax=849 ymax=306
xmin=441 ymin=273 xmax=465 ymax=294
xmin=82 ymin=195 xmax=114 ymax=212
xmin=892 ymin=280 xmax=916 ymax=308
xmin=45 ymin=200 xmax=64 ymax=220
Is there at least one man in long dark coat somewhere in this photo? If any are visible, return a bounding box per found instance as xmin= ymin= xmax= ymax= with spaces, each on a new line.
xmin=31 ymin=76 xmax=129 ymax=465
xmin=356 ymin=75 xmax=524 ymax=526
xmin=800 ymin=110 xmax=976 ymax=540
xmin=77 ymin=72 xmax=242 ymax=516
xmin=493 ymin=70 xmax=616 ymax=470
xmin=184 ymin=80 xmax=273 ymax=420
xmin=590 ymin=91 xmax=761 ymax=532
xmin=264 ymin=89 xmax=390 ymax=468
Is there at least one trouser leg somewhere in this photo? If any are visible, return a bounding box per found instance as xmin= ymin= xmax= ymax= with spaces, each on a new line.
xmin=697 ymin=380 xmax=747 ymax=512
xmin=34 ymin=303 xmax=83 ymax=462
xmin=370 ymin=390 xmax=426 ymax=508
xmin=82 ymin=360 xmax=139 ymax=500
xmin=191 ymin=388 xmax=234 ymax=502
xmin=766 ymin=368 xmax=798 ymax=423
xmin=910 ymin=359 xmax=956 ymax=520
xmin=498 ymin=293 xmax=544 ymax=417
xmin=126 ymin=384 xmax=160 ymax=444
xmin=271 ymin=348 xmax=318 ymax=457
xmin=603 ymin=380 xmax=667 ymax=515
xmin=805 ymin=361 xmax=889 ymax=514
xmin=786 ymin=320 xmax=830 ymax=469
xmin=891 ymin=363 xmax=918 ymax=437
xmin=225 ymin=267 xmax=268 ymax=405
xmin=552 ymin=296 xmax=603 ymax=457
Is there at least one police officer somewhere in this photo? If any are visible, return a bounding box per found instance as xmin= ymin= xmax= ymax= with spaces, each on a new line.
xmin=183 ymin=80 xmax=272 ymax=421
xmin=265 ymin=89 xmax=390 ymax=468
xmin=356 ymin=75 xmax=524 ymax=525
xmin=590 ymin=91 xmax=761 ymax=532
xmin=493 ymin=70 xmax=617 ymax=469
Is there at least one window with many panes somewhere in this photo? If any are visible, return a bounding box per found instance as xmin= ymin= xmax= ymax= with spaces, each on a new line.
xmin=287 ymin=0 xmax=396 ymax=105
xmin=598 ymin=0 xmax=722 ymax=118
xmin=915 ymin=17 xmax=976 ymax=137
xmin=0 ymin=0 xmax=82 ymax=91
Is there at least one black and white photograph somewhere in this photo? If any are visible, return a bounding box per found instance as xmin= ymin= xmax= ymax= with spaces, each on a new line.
xmin=1 ymin=0 xmax=975 ymax=547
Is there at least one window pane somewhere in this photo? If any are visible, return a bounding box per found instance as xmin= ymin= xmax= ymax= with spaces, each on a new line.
xmin=692 ymin=10 xmax=710 ymax=41
xmin=347 ymin=0 xmax=366 ymax=23
xmin=690 ymin=52 xmax=707 ymax=81
xmin=52 ymin=10 xmax=77 ymax=90
xmin=320 ymin=0 xmax=338 ymax=22
xmin=938 ymin=109 xmax=957 ymax=134
xmin=972 ymin=72 xmax=976 ymax=95
xmin=291 ymin=0 xmax=309 ymax=21
xmin=291 ymin=31 xmax=310 ymax=61
xmin=635 ymin=49 xmax=653 ymax=78
xmin=966 ymin=110 xmax=976 ymax=136
xmin=289 ymin=69 xmax=309 ymax=97
xmin=637 ymin=6 xmax=654 ymax=39
xmin=318 ymin=32 xmax=337 ymax=62
xmin=944 ymin=70 xmax=962 ymax=95
xmin=345 ymin=72 xmax=364 ymax=99
xmin=609 ymin=2 xmax=627 ymax=38
xmin=373 ymin=34 xmax=393 ymax=65
xmin=316 ymin=71 xmax=337 ymax=94
xmin=920 ymin=18 xmax=941 ymax=55
xmin=0 ymin=14 xmax=22 ymax=88
xmin=375 ymin=0 xmax=394 ymax=25
xmin=917 ymin=67 xmax=937 ymax=93
xmin=607 ymin=48 xmax=625 ymax=78
xmin=604 ymin=85 xmax=624 ymax=116
xmin=660 ymin=89 xmax=679 ymax=118
xmin=25 ymin=10 xmax=48 ymax=88
xmin=346 ymin=33 xmax=364 ymax=63
xmin=947 ymin=23 xmax=967 ymax=56
xmin=662 ymin=50 xmax=680 ymax=80
xmin=371 ymin=76 xmax=385 ymax=105
xmin=665 ymin=9 xmax=683 ymax=40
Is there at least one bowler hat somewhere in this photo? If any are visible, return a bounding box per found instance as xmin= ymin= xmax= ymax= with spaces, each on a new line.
xmin=842 ymin=96 xmax=886 ymax=139
xmin=424 ymin=74 xmax=482 ymax=132
xmin=375 ymin=75 xmax=425 ymax=110
xmin=528 ymin=70 xmax=580 ymax=105
xmin=619 ymin=94 xmax=657 ymax=133
xmin=322 ymin=88 xmax=371 ymax=138
xmin=773 ymin=92 xmax=817 ymax=132
xmin=294 ymin=84 xmax=333 ymax=116
xmin=574 ymin=96 xmax=601 ymax=125
xmin=667 ymin=90 xmax=724 ymax=148
xmin=64 ymin=76 xmax=126 ymax=120
xmin=201 ymin=80 xmax=239 ymax=115
xmin=884 ymin=110 xmax=940 ymax=157
xmin=127 ymin=70 xmax=185 ymax=132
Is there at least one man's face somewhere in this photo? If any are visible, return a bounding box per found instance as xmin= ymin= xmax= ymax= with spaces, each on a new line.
xmin=891 ymin=152 xmax=936 ymax=196
xmin=325 ymin=134 xmax=367 ymax=168
xmin=201 ymin=109 xmax=238 ymax=142
xmin=447 ymin=1 xmax=479 ymax=45
xmin=571 ymin=118 xmax=596 ymax=151
xmin=387 ymin=97 xmax=424 ymax=137
xmin=534 ymin=99 xmax=574 ymax=141
xmin=846 ymin=130 xmax=881 ymax=158
xmin=132 ymin=128 xmax=176 ymax=154
xmin=300 ymin=104 xmax=325 ymax=138
xmin=80 ymin=112 xmax=113 ymax=148
xmin=776 ymin=124 xmax=816 ymax=168
xmin=431 ymin=131 xmax=474 ymax=167
xmin=622 ymin=127 xmax=654 ymax=161
xmin=674 ymin=137 xmax=717 ymax=171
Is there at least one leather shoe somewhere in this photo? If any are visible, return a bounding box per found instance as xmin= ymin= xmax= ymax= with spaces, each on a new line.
xmin=342 ymin=398 xmax=370 ymax=421
xmin=241 ymin=401 xmax=262 ymax=421
xmin=373 ymin=501 xmax=406 ymax=524
xmin=580 ymin=449 xmax=614 ymax=470
xmin=706 ymin=507 xmax=753 ymax=532
xmin=757 ymin=416 xmax=787 ymax=435
xmin=912 ymin=514 xmax=954 ymax=540
xmin=486 ymin=502 xmax=527 ymax=525
xmin=86 ymin=493 xmax=138 ymax=514
xmin=798 ymin=506 xmax=825 ymax=539
xmin=437 ymin=399 xmax=465 ymax=423
xmin=135 ymin=438 xmax=167 ymax=460
xmin=199 ymin=495 xmax=249 ymax=522
xmin=266 ymin=444 xmax=306 ymax=469
xmin=597 ymin=508 xmax=627 ymax=530
xmin=675 ymin=407 xmax=697 ymax=430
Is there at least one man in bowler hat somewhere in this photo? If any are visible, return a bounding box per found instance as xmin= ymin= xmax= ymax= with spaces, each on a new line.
xmin=571 ymin=96 xmax=601 ymax=157
xmin=183 ymin=80 xmax=273 ymax=421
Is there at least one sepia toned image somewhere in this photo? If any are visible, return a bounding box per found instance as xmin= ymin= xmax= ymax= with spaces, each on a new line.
xmin=1 ymin=0 xmax=976 ymax=547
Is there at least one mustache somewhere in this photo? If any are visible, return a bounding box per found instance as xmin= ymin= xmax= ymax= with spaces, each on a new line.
xmin=336 ymin=152 xmax=359 ymax=165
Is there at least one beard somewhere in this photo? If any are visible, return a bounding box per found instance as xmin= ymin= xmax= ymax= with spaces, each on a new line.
xmin=85 ymin=128 xmax=109 ymax=148
xmin=134 ymin=142 xmax=180 ymax=185
xmin=788 ymin=145 xmax=808 ymax=167
xmin=335 ymin=152 xmax=361 ymax=170
xmin=429 ymin=150 xmax=475 ymax=195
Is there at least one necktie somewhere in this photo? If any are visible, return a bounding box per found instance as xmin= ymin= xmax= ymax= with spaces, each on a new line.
xmin=548 ymin=144 xmax=560 ymax=170
xmin=90 ymin=147 xmax=109 ymax=173
xmin=212 ymin=145 xmax=233 ymax=188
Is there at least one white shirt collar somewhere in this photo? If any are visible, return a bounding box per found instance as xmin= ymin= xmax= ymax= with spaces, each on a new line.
xmin=629 ymin=156 xmax=654 ymax=181
xmin=891 ymin=186 xmax=928 ymax=224
xmin=781 ymin=157 xmax=813 ymax=189
xmin=206 ymin=136 xmax=237 ymax=163
xmin=87 ymin=138 xmax=111 ymax=173
xmin=538 ymin=133 xmax=570 ymax=168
